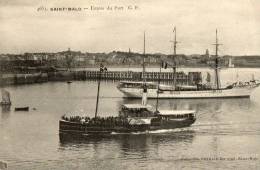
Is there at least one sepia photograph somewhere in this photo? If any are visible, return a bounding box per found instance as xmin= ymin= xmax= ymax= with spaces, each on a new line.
xmin=0 ymin=0 xmax=260 ymax=169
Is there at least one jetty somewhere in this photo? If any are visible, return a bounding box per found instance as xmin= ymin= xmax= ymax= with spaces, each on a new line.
xmin=85 ymin=70 xmax=201 ymax=84
xmin=0 ymin=70 xmax=202 ymax=86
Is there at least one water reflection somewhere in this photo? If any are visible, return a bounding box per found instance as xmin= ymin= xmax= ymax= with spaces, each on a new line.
xmin=119 ymin=98 xmax=250 ymax=113
xmin=59 ymin=130 xmax=195 ymax=155
xmin=1 ymin=105 xmax=11 ymax=121
xmin=0 ymin=80 xmax=259 ymax=170
xmin=1 ymin=105 xmax=11 ymax=114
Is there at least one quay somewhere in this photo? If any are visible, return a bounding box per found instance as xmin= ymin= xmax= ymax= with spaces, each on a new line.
xmin=0 ymin=70 xmax=201 ymax=86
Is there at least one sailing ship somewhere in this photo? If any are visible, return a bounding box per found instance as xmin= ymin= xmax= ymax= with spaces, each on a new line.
xmin=59 ymin=62 xmax=196 ymax=136
xmin=117 ymin=29 xmax=260 ymax=98
xmin=0 ymin=89 xmax=11 ymax=105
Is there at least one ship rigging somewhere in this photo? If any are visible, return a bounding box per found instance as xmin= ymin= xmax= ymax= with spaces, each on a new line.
xmin=117 ymin=29 xmax=260 ymax=98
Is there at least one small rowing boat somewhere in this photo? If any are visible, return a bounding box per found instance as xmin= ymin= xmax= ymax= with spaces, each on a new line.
xmin=15 ymin=107 xmax=29 ymax=111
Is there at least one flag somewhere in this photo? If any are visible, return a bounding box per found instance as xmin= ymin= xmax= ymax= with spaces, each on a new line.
xmin=100 ymin=63 xmax=104 ymax=72
xmin=100 ymin=64 xmax=107 ymax=72
xmin=161 ymin=61 xmax=167 ymax=69
xmin=173 ymin=27 xmax=176 ymax=33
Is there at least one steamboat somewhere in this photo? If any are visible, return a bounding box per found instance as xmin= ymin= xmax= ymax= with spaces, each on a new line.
xmin=59 ymin=103 xmax=196 ymax=135
xmin=59 ymin=63 xmax=196 ymax=136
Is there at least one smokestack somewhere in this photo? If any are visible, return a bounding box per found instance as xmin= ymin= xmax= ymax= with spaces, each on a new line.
xmin=141 ymin=84 xmax=147 ymax=106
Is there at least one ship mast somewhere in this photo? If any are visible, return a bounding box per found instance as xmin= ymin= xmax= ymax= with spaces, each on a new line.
xmin=170 ymin=27 xmax=178 ymax=89
xmin=142 ymin=32 xmax=148 ymax=106
xmin=128 ymin=48 xmax=131 ymax=72
xmin=143 ymin=32 xmax=146 ymax=84
xmin=94 ymin=64 xmax=102 ymax=118
xmin=213 ymin=29 xmax=222 ymax=89
xmin=155 ymin=62 xmax=162 ymax=112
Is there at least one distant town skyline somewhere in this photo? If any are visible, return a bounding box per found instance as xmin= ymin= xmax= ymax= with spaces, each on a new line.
xmin=1 ymin=0 xmax=260 ymax=55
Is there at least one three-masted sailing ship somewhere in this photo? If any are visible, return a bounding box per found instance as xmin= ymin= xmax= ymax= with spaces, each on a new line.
xmin=117 ymin=29 xmax=260 ymax=98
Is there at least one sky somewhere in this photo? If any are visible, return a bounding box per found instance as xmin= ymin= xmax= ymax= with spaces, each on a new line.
xmin=0 ymin=0 xmax=260 ymax=55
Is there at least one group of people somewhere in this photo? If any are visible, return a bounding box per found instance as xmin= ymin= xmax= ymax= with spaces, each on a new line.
xmin=120 ymin=108 xmax=154 ymax=118
xmin=61 ymin=115 xmax=130 ymax=127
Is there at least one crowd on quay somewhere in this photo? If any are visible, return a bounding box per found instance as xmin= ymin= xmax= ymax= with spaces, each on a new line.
xmin=61 ymin=115 xmax=130 ymax=127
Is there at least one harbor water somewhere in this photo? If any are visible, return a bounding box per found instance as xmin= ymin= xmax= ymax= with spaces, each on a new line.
xmin=1 ymin=68 xmax=260 ymax=169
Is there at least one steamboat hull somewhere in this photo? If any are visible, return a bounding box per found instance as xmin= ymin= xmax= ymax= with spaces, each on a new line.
xmin=151 ymin=118 xmax=196 ymax=130
xmin=118 ymin=86 xmax=259 ymax=99
xmin=59 ymin=118 xmax=195 ymax=136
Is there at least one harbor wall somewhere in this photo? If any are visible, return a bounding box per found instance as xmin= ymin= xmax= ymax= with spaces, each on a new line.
xmin=0 ymin=73 xmax=48 ymax=86
xmin=15 ymin=73 xmax=48 ymax=84
xmin=0 ymin=74 xmax=16 ymax=86
xmin=0 ymin=71 xmax=201 ymax=86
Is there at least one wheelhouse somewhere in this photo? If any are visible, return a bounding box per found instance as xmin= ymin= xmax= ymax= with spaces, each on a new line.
xmin=119 ymin=104 xmax=155 ymax=118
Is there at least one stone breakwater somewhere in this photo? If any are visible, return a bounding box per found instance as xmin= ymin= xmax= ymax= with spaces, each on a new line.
xmin=0 ymin=70 xmax=201 ymax=86
xmin=0 ymin=71 xmax=86 ymax=86
xmin=0 ymin=73 xmax=48 ymax=86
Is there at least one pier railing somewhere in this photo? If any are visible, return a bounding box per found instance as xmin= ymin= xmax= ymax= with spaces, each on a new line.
xmin=84 ymin=71 xmax=201 ymax=85
xmin=0 ymin=70 xmax=201 ymax=86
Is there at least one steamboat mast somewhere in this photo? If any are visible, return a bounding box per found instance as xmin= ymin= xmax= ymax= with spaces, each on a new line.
xmin=95 ymin=64 xmax=103 ymax=118
xmin=170 ymin=27 xmax=178 ymax=89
